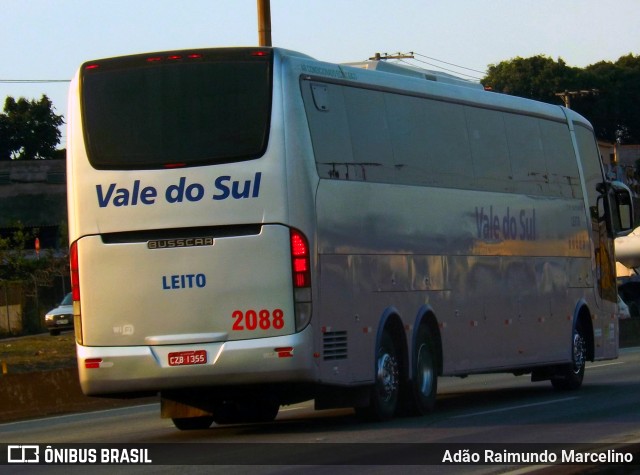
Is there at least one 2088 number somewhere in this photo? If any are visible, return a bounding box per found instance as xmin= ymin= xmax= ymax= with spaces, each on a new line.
xmin=232 ymin=309 xmax=285 ymax=331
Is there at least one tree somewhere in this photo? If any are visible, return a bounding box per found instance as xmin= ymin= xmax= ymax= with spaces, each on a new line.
xmin=0 ymin=95 xmax=64 ymax=160
xmin=0 ymin=222 xmax=32 ymax=280
xmin=0 ymin=222 xmax=68 ymax=282
xmin=575 ymin=55 xmax=640 ymax=143
xmin=483 ymin=55 xmax=580 ymax=103
xmin=482 ymin=54 xmax=640 ymax=143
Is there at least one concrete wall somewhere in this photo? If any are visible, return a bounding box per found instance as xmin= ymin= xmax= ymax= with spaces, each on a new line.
xmin=0 ymin=160 xmax=67 ymax=228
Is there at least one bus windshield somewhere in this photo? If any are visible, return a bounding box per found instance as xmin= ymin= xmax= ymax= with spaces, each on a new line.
xmin=80 ymin=49 xmax=272 ymax=170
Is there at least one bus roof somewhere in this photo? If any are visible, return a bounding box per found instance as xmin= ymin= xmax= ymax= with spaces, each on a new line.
xmin=343 ymin=60 xmax=484 ymax=90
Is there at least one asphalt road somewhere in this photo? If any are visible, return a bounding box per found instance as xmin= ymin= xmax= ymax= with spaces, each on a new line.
xmin=2 ymin=347 xmax=639 ymax=474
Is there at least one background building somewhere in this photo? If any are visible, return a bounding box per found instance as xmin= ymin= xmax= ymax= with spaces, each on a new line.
xmin=0 ymin=159 xmax=67 ymax=250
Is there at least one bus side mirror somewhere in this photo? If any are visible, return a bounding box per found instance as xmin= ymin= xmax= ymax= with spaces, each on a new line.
xmin=609 ymin=181 xmax=634 ymax=236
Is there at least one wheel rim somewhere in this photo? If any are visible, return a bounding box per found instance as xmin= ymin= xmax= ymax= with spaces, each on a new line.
xmin=376 ymin=350 xmax=399 ymax=403
xmin=416 ymin=343 xmax=434 ymax=396
xmin=572 ymin=331 xmax=586 ymax=375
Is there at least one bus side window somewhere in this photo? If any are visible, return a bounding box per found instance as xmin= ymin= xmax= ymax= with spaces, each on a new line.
xmin=302 ymin=81 xmax=357 ymax=180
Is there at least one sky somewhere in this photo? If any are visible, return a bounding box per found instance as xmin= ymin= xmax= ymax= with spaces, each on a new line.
xmin=2 ymin=0 xmax=640 ymax=145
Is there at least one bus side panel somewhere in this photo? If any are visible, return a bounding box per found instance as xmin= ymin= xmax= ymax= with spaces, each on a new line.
xmin=314 ymin=180 xmax=593 ymax=383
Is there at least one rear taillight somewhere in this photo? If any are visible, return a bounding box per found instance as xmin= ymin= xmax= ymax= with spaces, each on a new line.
xmin=290 ymin=229 xmax=312 ymax=331
xmin=291 ymin=230 xmax=310 ymax=288
xmin=70 ymin=241 xmax=80 ymax=301
xmin=70 ymin=241 xmax=83 ymax=344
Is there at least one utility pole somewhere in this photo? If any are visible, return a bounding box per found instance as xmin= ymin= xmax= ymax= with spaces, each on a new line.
xmin=257 ymin=0 xmax=272 ymax=47
xmin=554 ymin=89 xmax=599 ymax=109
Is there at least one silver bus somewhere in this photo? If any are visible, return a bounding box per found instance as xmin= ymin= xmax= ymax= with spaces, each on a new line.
xmin=67 ymin=47 xmax=633 ymax=429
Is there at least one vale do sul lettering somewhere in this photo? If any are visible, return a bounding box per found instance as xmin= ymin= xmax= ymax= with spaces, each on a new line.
xmin=95 ymin=173 xmax=262 ymax=208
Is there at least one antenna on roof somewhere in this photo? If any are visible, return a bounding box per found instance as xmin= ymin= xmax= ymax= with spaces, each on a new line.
xmin=369 ymin=52 xmax=415 ymax=61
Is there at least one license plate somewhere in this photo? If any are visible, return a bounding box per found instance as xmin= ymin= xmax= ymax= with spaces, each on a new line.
xmin=57 ymin=319 xmax=69 ymax=325
xmin=168 ymin=350 xmax=207 ymax=366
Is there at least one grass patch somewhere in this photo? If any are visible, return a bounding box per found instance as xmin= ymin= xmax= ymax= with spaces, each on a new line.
xmin=0 ymin=333 xmax=76 ymax=374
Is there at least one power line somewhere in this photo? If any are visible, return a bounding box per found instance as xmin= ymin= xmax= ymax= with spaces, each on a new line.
xmin=412 ymin=52 xmax=487 ymax=75
xmin=402 ymin=56 xmax=484 ymax=81
xmin=370 ymin=51 xmax=487 ymax=81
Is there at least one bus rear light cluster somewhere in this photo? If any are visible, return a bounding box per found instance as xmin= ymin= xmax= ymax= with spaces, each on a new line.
xmin=290 ymin=230 xmax=310 ymax=288
xmin=70 ymin=241 xmax=83 ymax=344
xmin=70 ymin=241 xmax=80 ymax=301
xmin=290 ymin=229 xmax=312 ymax=331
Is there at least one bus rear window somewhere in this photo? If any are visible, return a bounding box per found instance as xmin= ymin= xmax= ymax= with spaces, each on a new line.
xmin=81 ymin=49 xmax=272 ymax=169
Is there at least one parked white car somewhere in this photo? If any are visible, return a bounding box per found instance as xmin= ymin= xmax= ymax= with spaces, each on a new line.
xmin=44 ymin=293 xmax=73 ymax=336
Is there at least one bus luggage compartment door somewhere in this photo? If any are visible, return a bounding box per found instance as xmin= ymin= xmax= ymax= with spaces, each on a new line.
xmin=75 ymin=224 xmax=295 ymax=346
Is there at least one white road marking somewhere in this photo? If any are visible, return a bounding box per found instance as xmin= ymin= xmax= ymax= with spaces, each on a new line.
xmin=451 ymin=396 xmax=579 ymax=419
xmin=589 ymin=361 xmax=624 ymax=369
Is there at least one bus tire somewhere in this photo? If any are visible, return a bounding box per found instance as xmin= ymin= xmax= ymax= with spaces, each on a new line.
xmin=410 ymin=324 xmax=438 ymax=414
xmin=171 ymin=416 xmax=214 ymax=430
xmin=356 ymin=331 xmax=400 ymax=421
xmin=551 ymin=322 xmax=586 ymax=390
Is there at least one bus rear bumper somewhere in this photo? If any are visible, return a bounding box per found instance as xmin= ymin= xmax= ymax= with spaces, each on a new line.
xmin=76 ymin=326 xmax=316 ymax=396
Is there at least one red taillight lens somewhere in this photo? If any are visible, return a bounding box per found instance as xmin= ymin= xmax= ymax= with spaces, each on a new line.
xmin=275 ymin=347 xmax=293 ymax=358
xmin=290 ymin=230 xmax=310 ymax=288
xmin=70 ymin=241 xmax=80 ymax=301
xmin=85 ymin=358 xmax=102 ymax=369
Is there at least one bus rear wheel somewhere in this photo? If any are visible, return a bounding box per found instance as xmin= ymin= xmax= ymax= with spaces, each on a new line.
xmin=356 ymin=331 xmax=400 ymax=421
xmin=411 ymin=325 xmax=438 ymax=414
